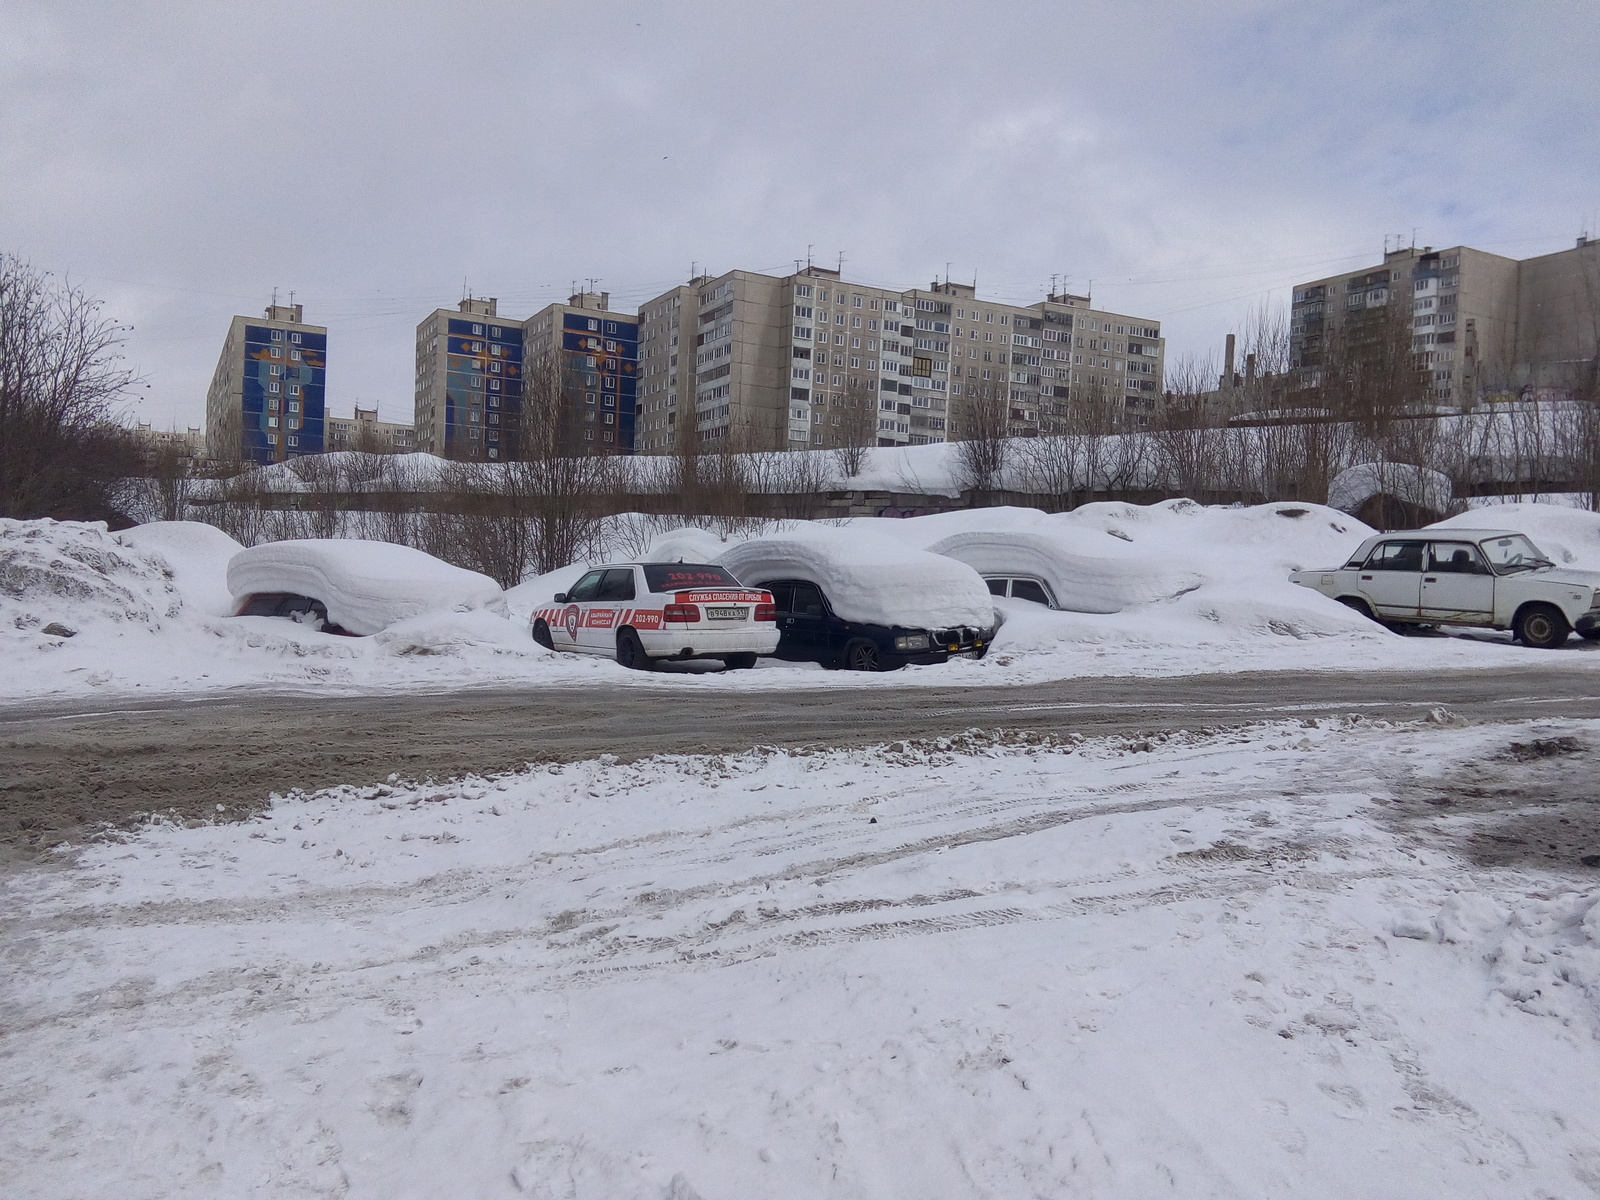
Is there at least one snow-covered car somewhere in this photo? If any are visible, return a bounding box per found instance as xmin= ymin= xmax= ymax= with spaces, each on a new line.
xmin=228 ymin=540 xmax=507 ymax=637
xmin=529 ymin=562 xmax=778 ymax=670
xmin=717 ymin=529 xmax=996 ymax=671
xmin=1289 ymin=528 xmax=1600 ymax=648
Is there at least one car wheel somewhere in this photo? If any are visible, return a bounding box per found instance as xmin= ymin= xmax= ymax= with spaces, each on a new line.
xmin=531 ymin=619 xmax=555 ymax=650
xmin=722 ymin=652 xmax=757 ymax=670
xmin=616 ymin=628 xmax=655 ymax=670
xmin=844 ymin=638 xmax=881 ymax=672
xmin=1335 ymin=596 xmax=1378 ymax=623
xmin=1515 ymin=603 xmax=1571 ymax=649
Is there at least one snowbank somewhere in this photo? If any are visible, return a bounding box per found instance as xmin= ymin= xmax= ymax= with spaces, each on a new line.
xmin=226 ymin=539 xmax=507 ymax=636
xmin=927 ymin=527 xmax=1203 ymax=613
xmin=1 ymin=517 xmax=184 ymax=636
xmin=1431 ymin=503 xmax=1600 ymax=571
xmin=644 ymin=525 xmax=737 ymax=564
xmin=716 ymin=526 xmax=996 ymax=629
xmin=118 ymin=521 xmax=243 ymax=617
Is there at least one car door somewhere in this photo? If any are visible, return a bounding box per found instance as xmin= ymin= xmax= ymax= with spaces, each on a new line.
xmin=578 ymin=567 xmax=636 ymax=652
xmin=782 ymin=581 xmax=830 ymax=660
xmin=1420 ymin=541 xmax=1495 ymax=622
xmin=1355 ymin=540 xmax=1425 ymax=618
xmin=559 ymin=569 xmax=604 ymax=650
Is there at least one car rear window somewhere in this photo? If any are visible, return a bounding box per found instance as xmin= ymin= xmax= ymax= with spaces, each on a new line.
xmin=643 ymin=563 xmax=743 ymax=591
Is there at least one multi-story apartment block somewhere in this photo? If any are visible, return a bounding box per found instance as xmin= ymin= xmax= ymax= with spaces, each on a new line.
xmin=326 ymin=406 xmax=416 ymax=453
xmin=522 ymin=292 xmax=640 ymax=452
xmin=204 ymin=302 xmax=327 ymax=465
xmin=1290 ymin=237 xmax=1599 ymax=405
xmin=413 ymin=298 xmax=524 ymax=460
xmin=634 ymin=267 xmax=1166 ymax=454
xmin=132 ymin=423 xmax=205 ymax=459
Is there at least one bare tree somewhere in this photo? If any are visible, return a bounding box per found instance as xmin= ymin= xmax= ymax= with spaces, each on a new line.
xmin=952 ymin=375 xmax=1010 ymax=497
xmin=831 ymin=378 xmax=880 ymax=480
xmin=0 ymin=254 xmax=144 ymax=521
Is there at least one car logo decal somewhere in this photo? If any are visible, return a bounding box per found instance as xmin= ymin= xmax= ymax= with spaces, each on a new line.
xmin=563 ymin=604 xmax=580 ymax=639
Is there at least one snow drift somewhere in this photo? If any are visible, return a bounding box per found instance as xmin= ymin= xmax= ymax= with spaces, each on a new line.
xmin=716 ymin=526 xmax=996 ymax=630
xmin=1431 ymin=503 xmax=1600 ymax=572
xmin=226 ymin=539 xmax=507 ymax=636
xmin=926 ymin=527 xmax=1204 ymax=613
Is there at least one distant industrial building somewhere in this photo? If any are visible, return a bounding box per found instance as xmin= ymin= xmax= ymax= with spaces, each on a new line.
xmin=204 ymin=302 xmax=327 ymax=465
xmin=634 ymin=266 xmax=1166 ymax=454
xmin=1290 ymin=237 xmax=1600 ymax=405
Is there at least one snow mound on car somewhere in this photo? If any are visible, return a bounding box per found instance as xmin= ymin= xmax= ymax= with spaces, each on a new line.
xmin=1432 ymin=504 xmax=1600 ymax=571
xmin=926 ymin=528 xmax=1204 ymax=613
xmin=118 ymin=521 xmax=242 ymax=617
xmin=1 ymin=517 xmax=183 ymax=635
xmin=227 ymin=539 xmax=507 ymax=636
xmin=644 ymin=526 xmax=735 ymax=565
xmin=716 ymin=527 xmax=994 ymax=629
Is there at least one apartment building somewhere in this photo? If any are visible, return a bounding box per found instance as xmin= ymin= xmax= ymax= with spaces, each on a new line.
xmin=523 ymin=292 xmax=640 ymax=452
xmin=326 ymin=405 xmax=416 ymax=453
xmin=634 ymin=266 xmax=1167 ymax=454
xmin=204 ymin=302 xmax=327 ymax=465
xmin=413 ymin=298 xmax=524 ymax=459
xmin=1290 ymin=237 xmax=1599 ymax=405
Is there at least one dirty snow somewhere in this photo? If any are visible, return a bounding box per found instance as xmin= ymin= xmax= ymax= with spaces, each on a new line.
xmin=4 ymin=716 xmax=1599 ymax=1198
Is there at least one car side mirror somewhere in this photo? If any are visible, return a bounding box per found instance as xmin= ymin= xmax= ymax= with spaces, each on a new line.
xmin=553 ymin=592 xmax=568 ymax=604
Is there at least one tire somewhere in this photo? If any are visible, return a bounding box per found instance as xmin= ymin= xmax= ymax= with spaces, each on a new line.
xmin=615 ymin=628 xmax=655 ymax=670
xmin=1514 ymin=603 xmax=1571 ymax=650
xmin=1335 ymin=596 xmax=1378 ymax=623
xmin=843 ymin=638 xmax=881 ymax=672
xmin=531 ymin=619 xmax=554 ymax=650
xmin=722 ymin=652 xmax=757 ymax=670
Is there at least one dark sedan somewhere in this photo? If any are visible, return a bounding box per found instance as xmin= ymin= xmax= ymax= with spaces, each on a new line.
xmin=763 ymin=578 xmax=988 ymax=671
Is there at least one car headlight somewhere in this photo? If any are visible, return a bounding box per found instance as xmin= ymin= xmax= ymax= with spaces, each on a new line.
xmin=894 ymin=633 xmax=929 ymax=651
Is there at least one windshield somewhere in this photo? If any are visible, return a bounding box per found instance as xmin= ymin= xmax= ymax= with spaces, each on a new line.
xmin=642 ymin=563 xmax=744 ymax=592
xmin=1478 ymin=534 xmax=1554 ymax=574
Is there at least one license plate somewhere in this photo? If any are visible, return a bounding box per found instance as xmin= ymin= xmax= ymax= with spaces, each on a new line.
xmin=705 ymin=606 xmax=746 ymax=621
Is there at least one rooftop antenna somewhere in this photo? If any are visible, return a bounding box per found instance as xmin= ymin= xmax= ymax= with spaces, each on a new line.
xmin=690 ymin=261 xmax=698 ymax=280
xmin=271 ymin=286 xmax=279 ymax=307
xmin=1050 ymin=273 xmax=1058 ymax=296
xmin=288 ymin=289 xmax=296 ymax=308
xmin=945 ymin=262 xmax=952 ymax=286
xmin=1411 ymin=227 xmax=1418 ymax=249
xmin=837 ymin=250 xmax=846 ymax=275
xmin=806 ymin=244 xmax=813 ymax=269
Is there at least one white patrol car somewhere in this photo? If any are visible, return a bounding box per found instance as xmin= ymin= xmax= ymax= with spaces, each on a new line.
xmin=1289 ymin=528 xmax=1600 ymax=648
xmin=530 ymin=562 xmax=780 ymax=670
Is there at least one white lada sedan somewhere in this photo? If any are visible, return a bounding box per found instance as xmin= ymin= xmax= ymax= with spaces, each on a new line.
xmin=530 ymin=561 xmax=779 ymax=670
xmin=1289 ymin=528 xmax=1600 ymax=648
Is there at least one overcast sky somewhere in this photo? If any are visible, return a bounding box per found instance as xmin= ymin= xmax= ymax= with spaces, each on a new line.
xmin=3 ymin=1 xmax=1596 ymax=430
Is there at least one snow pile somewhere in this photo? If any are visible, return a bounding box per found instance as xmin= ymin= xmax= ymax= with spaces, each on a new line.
xmin=717 ymin=525 xmax=996 ymax=629
xmin=1328 ymin=462 xmax=1453 ymax=515
xmin=926 ymin=527 xmax=1203 ymax=613
xmin=371 ymin=608 xmax=542 ymax=658
xmin=7 ymin=718 xmax=1600 ymax=1196
xmin=643 ymin=525 xmax=736 ymax=565
xmin=1 ymin=517 xmax=184 ymax=637
xmin=227 ymin=539 xmax=507 ymax=636
xmin=1432 ymin=503 xmax=1600 ymax=571
xmin=118 ymin=520 xmax=243 ymax=617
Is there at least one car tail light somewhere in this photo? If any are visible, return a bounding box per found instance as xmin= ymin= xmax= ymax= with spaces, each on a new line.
xmin=754 ymin=602 xmax=775 ymax=622
xmin=663 ymin=603 xmax=700 ymax=623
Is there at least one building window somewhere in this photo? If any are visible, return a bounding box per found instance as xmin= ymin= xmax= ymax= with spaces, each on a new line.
xmin=269 ymin=382 xmax=280 ymax=394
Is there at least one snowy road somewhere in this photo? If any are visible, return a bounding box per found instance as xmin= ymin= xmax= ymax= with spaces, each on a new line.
xmin=7 ymin=663 xmax=1600 ymax=852
xmin=3 ymin=716 xmax=1598 ymax=1197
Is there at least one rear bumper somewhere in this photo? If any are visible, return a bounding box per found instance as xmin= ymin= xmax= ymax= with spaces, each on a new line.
xmin=638 ymin=626 xmax=781 ymax=659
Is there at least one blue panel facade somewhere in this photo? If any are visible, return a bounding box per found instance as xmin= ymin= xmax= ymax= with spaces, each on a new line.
xmin=444 ymin=316 xmax=523 ymax=459
xmin=561 ymin=312 xmax=638 ymax=452
xmin=240 ymin=324 xmax=326 ymax=464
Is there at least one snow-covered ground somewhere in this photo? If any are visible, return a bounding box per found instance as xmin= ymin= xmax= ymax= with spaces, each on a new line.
xmin=5 ymin=501 xmax=1600 ymax=707
xmin=4 ymin=716 xmax=1598 ymax=1197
